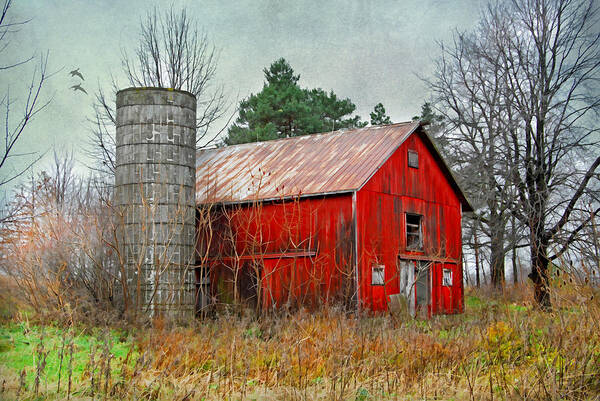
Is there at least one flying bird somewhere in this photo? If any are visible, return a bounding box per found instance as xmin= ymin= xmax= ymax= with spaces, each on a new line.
xmin=69 ymin=68 xmax=84 ymax=80
xmin=70 ymin=84 xmax=88 ymax=94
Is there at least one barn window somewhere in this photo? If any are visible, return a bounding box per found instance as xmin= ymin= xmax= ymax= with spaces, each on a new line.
xmin=408 ymin=149 xmax=419 ymax=168
xmin=442 ymin=268 xmax=453 ymax=286
xmin=406 ymin=213 xmax=423 ymax=250
xmin=372 ymin=264 xmax=385 ymax=286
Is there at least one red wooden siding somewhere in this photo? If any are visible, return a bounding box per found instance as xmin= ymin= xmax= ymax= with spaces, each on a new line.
xmin=356 ymin=130 xmax=464 ymax=313
xmin=196 ymin=194 xmax=355 ymax=309
xmin=195 ymin=123 xmax=468 ymax=315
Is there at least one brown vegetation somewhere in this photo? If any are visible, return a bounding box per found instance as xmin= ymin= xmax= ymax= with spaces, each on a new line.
xmin=0 ymin=277 xmax=599 ymax=400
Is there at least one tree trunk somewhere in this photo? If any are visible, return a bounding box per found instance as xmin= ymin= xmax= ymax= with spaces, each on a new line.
xmin=474 ymin=228 xmax=481 ymax=288
xmin=528 ymin=239 xmax=551 ymax=309
xmin=512 ymin=215 xmax=518 ymax=284
xmin=490 ymin=231 xmax=505 ymax=288
xmin=512 ymin=247 xmax=518 ymax=285
xmin=591 ymin=211 xmax=599 ymax=275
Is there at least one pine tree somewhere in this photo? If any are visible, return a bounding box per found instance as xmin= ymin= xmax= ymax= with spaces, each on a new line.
xmin=223 ymin=58 xmax=366 ymax=145
xmin=412 ymin=102 xmax=446 ymax=145
xmin=369 ymin=103 xmax=392 ymax=125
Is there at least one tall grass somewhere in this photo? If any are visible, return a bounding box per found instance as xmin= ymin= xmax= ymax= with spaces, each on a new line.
xmin=0 ymin=280 xmax=598 ymax=400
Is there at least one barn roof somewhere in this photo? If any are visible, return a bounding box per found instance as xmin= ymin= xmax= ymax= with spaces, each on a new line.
xmin=196 ymin=121 xmax=472 ymax=211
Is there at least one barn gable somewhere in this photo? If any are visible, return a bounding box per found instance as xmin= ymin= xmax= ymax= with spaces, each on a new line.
xmin=356 ymin=127 xmax=467 ymax=313
xmin=196 ymin=122 xmax=471 ymax=211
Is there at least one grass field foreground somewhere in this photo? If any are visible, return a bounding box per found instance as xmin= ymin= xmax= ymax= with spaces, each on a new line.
xmin=0 ymin=283 xmax=599 ymax=400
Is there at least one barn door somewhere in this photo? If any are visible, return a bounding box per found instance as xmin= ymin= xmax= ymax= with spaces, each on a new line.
xmin=398 ymin=259 xmax=431 ymax=318
xmin=398 ymin=259 xmax=415 ymax=316
xmin=239 ymin=261 xmax=262 ymax=309
xmin=414 ymin=261 xmax=431 ymax=318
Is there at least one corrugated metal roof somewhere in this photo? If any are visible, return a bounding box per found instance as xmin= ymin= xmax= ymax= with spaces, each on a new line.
xmin=196 ymin=122 xmax=420 ymax=204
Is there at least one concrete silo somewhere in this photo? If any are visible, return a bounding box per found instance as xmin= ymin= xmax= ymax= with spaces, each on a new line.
xmin=115 ymin=87 xmax=196 ymax=320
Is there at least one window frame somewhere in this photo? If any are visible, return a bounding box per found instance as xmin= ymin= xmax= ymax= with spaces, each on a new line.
xmin=442 ymin=268 xmax=453 ymax=287
xmin=407 ymin=149 xmax=419 ymax=169
xmin=405 ymin=213 xmax=423 ymax=250
xmin=371 ymin=264 xmax=385 ymax=286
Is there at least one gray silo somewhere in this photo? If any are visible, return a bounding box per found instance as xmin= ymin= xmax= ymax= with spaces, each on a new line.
xmin=115 ymin=87 xmax=196 ymax=320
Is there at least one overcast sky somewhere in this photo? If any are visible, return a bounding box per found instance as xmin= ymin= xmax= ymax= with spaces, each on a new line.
xmin=1 ymin=0 xmax=483 ymax=190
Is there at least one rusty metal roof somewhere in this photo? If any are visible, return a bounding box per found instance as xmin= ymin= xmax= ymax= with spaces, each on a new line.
xmin=196 ymin=122 xmax=422 ymax=204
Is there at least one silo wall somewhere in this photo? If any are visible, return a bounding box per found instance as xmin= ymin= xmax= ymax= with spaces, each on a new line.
xmin=115 ymin=87 xmax=196 ymax=321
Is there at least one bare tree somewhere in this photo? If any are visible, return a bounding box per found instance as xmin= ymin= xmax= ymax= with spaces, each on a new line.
xmin=0 ymin=151 xmax=122 ymax=321
xmin=497 ymin=0 xmax=600 ymax=307
xmin=89 ymin=6 xmax=228 ymax=175
xmin=561 ymin=196 xmax=600 ymax=283
xmin=0 ymin=0 xmax=50 ymax=194
xmin=428 ymin=15 xmax=520 ymax=289
xmin=431 ymin=0 xmax=600 ymax=307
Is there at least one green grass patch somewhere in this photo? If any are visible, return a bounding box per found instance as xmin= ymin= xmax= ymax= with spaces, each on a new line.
xmin=0 ymin=322 xmax=136 ymax=387
xmin=506 ymin=303 xmax=528 ymax=313
xmin=465 ymin=295 xmax=483 ymax=309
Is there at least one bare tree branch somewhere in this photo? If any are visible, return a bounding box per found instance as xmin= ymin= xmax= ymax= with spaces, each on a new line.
xmin=88 ymin=6 xmax=229 ymax=175
xmin=0 ymin=0 xmax=51 ymax=195
xmin=427 ymin=0 xmax=600 ymax=306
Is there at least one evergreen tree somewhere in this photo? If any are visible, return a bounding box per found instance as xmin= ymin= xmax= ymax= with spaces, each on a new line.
xmin=223 ymin=58 xmax=366 ymax=145
xmin=369 ymin=103 xmax=392 ymax=125
xmin=412 ymin=103 xmax=443 ymax=130
xmin=412 ymin=102 xmax=446 ymax=145
xmin=263 ymin=57 xmax=300 ymax=86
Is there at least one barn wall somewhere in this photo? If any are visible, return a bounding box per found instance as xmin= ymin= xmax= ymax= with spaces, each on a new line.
xmin=196 ymin=193 xmax=355 ymax=310
xmin=357 ymin=130 xmax=464 ymax=313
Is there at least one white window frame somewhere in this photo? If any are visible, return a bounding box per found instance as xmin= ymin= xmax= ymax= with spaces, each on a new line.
xmin=442 ymin=268 xmax=453 ymax=287
xmin=372 ymin=264 xmax=385 ymax=286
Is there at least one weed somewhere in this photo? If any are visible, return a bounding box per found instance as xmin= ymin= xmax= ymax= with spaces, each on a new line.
xmin=0 ymin=282 xmax=599 ymax=400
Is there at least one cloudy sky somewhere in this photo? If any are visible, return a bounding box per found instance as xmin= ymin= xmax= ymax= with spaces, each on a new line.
xmin=2 ymin=0 xmax=483 ymax=189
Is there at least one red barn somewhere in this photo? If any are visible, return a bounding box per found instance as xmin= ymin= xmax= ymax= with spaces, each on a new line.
xmin=195 ymin=121 xmax=472 ymax=316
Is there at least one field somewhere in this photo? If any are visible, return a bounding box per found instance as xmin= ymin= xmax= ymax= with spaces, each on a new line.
xmin=0 ymin=283 xmax=599 ymax=401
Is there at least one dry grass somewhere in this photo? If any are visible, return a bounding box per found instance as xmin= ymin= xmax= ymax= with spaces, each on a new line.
xmin=0 ymin=281 xmax=599 ymax=401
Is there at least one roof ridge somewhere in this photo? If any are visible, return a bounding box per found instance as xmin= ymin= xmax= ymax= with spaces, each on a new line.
xmin=200 ymin=121 xmax=416 ymax=153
